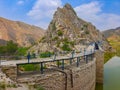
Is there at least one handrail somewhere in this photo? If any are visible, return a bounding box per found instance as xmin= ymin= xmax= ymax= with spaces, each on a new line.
xmin=16 ymin=49 xmax=94 ymax=76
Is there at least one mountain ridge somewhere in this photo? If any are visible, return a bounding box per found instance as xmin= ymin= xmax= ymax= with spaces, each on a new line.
xmin=0 ymin=17 xmax=45 ymax=46
xmin=103 ymin=26 xmax=120 ymax=39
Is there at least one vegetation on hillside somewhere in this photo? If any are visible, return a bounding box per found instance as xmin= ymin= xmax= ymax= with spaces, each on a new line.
xmin=104 ymin=51 xmax=115 ymax=63
xmin=0 ymin=40 xmax=18 ymax=55
xmin=104 ymin=38 xmax=120 ymax=63
xmin=0 ymin=40 xmax=29 ymax=59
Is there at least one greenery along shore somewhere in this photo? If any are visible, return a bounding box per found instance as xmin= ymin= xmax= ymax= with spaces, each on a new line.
xmin=104 ymin=38 xmax=120 ymax=63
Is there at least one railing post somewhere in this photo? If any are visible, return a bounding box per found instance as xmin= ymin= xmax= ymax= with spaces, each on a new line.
xmin=86 ymin=55 xmax=88 ymax=63
xmin=40 ymin=62 xmax=43 ymax=74
xmin=80 ymin=48 xmax=82 ymax=53
xmin=70 ymin=58 xmax=72 ymax=65
xmin=91 ymin=49 xmax=93 ymax=60
xmin=57 ymin=60 xmax=60 ymax=68
xmin=84 ymin=48 xmax=86 ymax=61
xmin=62 ymin=59 xmax=64 ymax=70
xmin=17 ymin=65 xmax=19 ymax=77
xmin=53 ymin=53 xmax=57 ymax=60
xmin=71 ymin=50 xmax=75 ymax=59
xmin=77 ymin=57 xmax=79 ymax=67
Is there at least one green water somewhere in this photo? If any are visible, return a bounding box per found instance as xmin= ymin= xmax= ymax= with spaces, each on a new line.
xmin=104 ymin=56 xmax=120 ymax=90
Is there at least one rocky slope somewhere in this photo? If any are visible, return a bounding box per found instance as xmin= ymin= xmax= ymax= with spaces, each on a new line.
xmin=31 ymin=4 xmax=109 ymax=53
xmin=102 ymin=27 xmax=120 ymax=53
xmin=103 ymin=27 xmax=120 ymax=41
xmin=0 ymin=17 xmax=45 ymax=46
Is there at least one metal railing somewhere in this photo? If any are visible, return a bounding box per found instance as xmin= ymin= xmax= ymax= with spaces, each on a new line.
xmin=16 ymin=49 xmax=95 ymax=77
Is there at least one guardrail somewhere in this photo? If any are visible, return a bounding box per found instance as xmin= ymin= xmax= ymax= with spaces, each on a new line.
xmin=16 ymin=49 xmax=95 ymax=77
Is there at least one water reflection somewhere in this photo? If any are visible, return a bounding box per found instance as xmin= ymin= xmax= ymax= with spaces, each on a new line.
xmin=104 ymin=56 xmax=120 ymax=90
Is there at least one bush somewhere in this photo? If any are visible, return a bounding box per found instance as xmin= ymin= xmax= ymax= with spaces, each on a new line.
xmin=61 ymin=43 xmax=72 ymax=51
xmin=57 ymin=30 xmax=63 ymax=36
xmin=40 ymin=52 xmax=54 ymax=58
xmin=0 ymin=82 xmax=6 ymax=90
xmin=69 ymin=41 xmax=75 ymax=47
xmin=52 ymin=36 xmax=59 ymax=41
xmin=56 ymin=61 xmax=62 ymax=66
xmin=85 ymin=31 xmax=89 ymax=34
xmin=16 ymin=47 xmax=29 ymax=56
xmin=19 ymin=64 xmax=40 ymax=71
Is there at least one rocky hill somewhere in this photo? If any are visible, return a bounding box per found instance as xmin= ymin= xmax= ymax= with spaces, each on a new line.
xmin=31 ymin=4 xmax=109 ymax=53
xmin=103 ymin=27 xmax=120 ymax=53
xmin=103 ymin=27 xmax=120 ymax=41
xmin=0 ymin=17 xmax=45 ymax=46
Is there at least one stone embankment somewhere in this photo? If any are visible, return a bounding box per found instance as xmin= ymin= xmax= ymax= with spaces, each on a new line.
xmin=17 ymin=58 xmax=96 ymax=90
xmin=0 ymin=51 xmax=103 ymax=90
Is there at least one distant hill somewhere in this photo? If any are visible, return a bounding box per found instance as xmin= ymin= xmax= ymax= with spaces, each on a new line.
xmin=103 ymin=27 xmax=120 ymax=56
xmin=103 ymin=27 xmax=120 ymax=38
xmin=31 ymin=4 xmax=109 ymax=53
xmin=0 ymin=17 xmax=45 ymax=46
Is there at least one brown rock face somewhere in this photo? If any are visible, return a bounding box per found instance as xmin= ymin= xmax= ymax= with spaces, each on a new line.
xmin=0 ymin=17 xmax=45 ymax=46
xmin=31 ymin=4 xmax=109 ymax=52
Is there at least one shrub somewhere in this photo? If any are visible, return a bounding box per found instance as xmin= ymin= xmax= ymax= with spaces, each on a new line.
xmin=63 ymin=38 xmax=69 ymax=43
xmin=69 ymin=41 xmax=75 ymax=47
xmin=52 ymin=36 xmax=59 ymax=41
xmin=19 ymin=64 xmax=40 ymax=71
xmin=56 ymin=41 xmax=60 ymax=47
xmin=61 ymin=43 xmax=72 ymax=51
xmin=57 ymin=30 xmax=63 ymax=36
xmin=85 ymin=31 xmax=89 ymax=34
xmin=40 ymin=52 xmax=54 ymax=58
xmin=56 ymin=61 xmax=62 ymax=66
xmin=16 ymin=47 xmax=29 ymax=56
xmin=0 ymin=82 xmax=6 ymax=89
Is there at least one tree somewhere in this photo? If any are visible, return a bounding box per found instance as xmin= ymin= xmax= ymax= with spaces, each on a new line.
xmin=6 ymin=40 xmax=18 ymax=54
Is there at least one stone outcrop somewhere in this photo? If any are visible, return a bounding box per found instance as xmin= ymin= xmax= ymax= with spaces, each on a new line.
xmin=31 ymin=4 xmax=109 ymax=52
xmin=0 ymin=17 xmax=45 ymax=46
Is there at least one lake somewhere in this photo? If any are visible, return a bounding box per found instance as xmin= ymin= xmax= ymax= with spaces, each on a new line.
xmin=104 ymin=56 xmax=120 ymax=90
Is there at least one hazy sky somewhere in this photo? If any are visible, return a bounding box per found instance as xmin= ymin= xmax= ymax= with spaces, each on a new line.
xmin=0 ymin=0 xmax=120 ymax=30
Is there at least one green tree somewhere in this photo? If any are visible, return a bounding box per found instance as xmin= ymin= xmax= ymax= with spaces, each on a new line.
xmin=0 ymin=46 xmax=7 ymax=54
xmin=16 ymin=47 xmax=29 ymax=56
xmin=6 ymin=40 xmax=18 ymax=54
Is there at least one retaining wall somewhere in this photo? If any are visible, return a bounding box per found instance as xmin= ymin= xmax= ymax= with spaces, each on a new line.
xmin=17 ymin=59 xmax=96 ymax=90
xmin=1 ymin=55 xmax=99 ymax=90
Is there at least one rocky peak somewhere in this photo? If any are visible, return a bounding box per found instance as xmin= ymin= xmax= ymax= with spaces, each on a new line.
xmin=32 ymin=4 xmax=109 ymax=52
